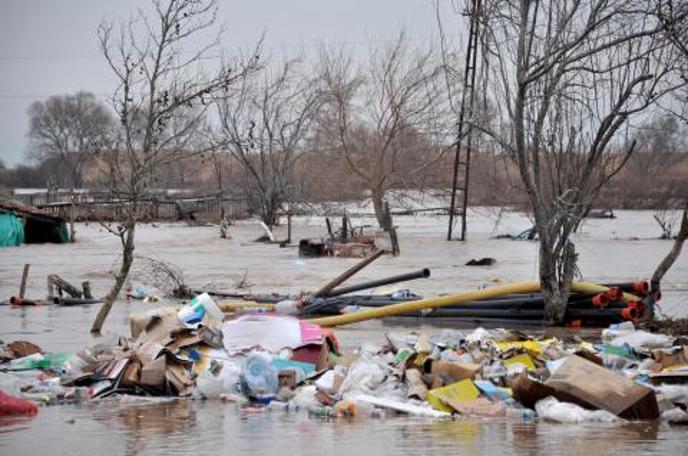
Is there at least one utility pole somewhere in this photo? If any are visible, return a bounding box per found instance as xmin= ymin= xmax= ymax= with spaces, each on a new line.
xmin=447 ymin=0 xmax=482 ymax=241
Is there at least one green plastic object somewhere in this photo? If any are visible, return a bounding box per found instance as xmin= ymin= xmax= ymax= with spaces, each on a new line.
xmin=6 ymin=352 xmax=73 ymax=371
xmin=0 ymin=212 xmax=24 ymax=247
xmin=604 ymin=344 xmax=638 ymax=360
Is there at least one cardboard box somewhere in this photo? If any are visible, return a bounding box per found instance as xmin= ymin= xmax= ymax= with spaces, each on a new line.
xmin=121 ymin=360 xmax=141 ymax=387
xmin=140 ymin=356 xmax=166 ymax=387
xmin=545 ymin=355 xmax=659 ymax=420
xmin=278 ymin=370 xmax=297 ymax=389
xmin=427 ymin=379 xmax=480 ymax=412
xmin=166 ymin=362 xmax=195 ymax=396
xmin=292 ymin=343 xmax=329 ymax=371
xmin=429 ymin=360 xmax=480 ymax=384
xmin=511 ymin=373 xmax=557 ymax=409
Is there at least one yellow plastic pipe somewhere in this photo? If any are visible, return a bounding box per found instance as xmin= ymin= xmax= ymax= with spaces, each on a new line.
xmin=306 ymin=281 xmax=636 ymax=328
xmin=218 ymin=301 xmax=276 ymax=312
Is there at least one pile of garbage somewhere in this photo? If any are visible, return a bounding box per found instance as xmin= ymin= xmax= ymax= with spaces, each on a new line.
xmin=1 ymin=293 xmax=687 ymax=424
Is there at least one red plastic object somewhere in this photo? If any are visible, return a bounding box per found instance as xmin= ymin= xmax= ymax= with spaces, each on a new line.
xmin=0 ymin=390 xmax=38 ymax=416
xmin=633 ymin=280 xmax=649 ymax=296
xmin=606 ymin=287 xmax=623 ymax=301
xmin=628 ymin=300 xmax=645 ymax=316
xmin=591 ymin=293 xmax=610 ymax=308
xmin=621 ymin=306 xmax=638 ymax=321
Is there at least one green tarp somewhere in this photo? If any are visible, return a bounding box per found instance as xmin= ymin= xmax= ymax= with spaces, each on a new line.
xmin=0 ymin=212 xmax=25 ymax=247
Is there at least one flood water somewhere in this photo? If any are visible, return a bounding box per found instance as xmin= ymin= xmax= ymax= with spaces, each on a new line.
xmin=1 ymin=210 xmax=687 ymax=455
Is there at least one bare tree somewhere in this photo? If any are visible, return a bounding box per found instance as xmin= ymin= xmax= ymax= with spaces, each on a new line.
xmin=216 ymin=58 xmax=321 ymax=229
xmin=318 ymin=32 xmax=450 ymax=232
xmin=474 ymin=0 xmax=682 ymax=322
xmin=625 ymin=116 xmax=688 ymax=211
xmin=648 ymin=0 xmax=688 ymax=312
xmin=90 ymin=0 xmax=260 ymax=333
xmin=27 ymin=91 xmax=113 ymax=188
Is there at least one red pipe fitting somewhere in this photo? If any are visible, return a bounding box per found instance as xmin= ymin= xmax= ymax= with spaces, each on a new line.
xmin=606 ymin=287 xmax=624 ymax=301
xmin=621 ymin=306 xmax=638 ymax=321
xmin=591 ymin=293 xmax=610 ymax=308
xmin=633 ymin=280 xmax=649 ymax=296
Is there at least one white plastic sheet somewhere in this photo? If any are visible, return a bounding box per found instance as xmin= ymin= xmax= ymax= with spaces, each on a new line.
xmin=535 ymin=397 xmax=622 ymax=423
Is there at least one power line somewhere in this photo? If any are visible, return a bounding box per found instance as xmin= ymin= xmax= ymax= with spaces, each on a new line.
xmin=0 ymin=34 xmax=456 ymax=62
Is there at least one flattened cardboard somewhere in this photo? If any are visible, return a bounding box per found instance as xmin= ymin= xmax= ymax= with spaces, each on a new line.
xmin=545 ymin=355 xmax=659 ymax=420
xmin=96 ymin=358 xmax=130 ymax=381
xmin=652 ymin=346 xmax=688 ymax=370
xmin=427 ymin=379 xmax=480 ymax=413
xmin=135 ymin=341 xmax=166 ymax=366
xmin=429 ymin=360 xmax=480 ymax=384
xmin=443 ymin=397 xmax=507 ymax=417
xmin=405 ymin=368 xmax=428 ymax=400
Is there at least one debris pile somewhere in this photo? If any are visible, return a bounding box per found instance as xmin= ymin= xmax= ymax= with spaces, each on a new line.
xmin=1 ymin=292 xmax=687 ymax=424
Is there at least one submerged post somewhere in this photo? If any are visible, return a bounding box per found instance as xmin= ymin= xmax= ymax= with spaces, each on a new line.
xmin=19 ymin=264 xmax=30 ymax=299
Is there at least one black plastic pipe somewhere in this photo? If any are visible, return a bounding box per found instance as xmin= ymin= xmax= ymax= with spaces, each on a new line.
xmin=324 ymin=268 xmax=431 ymax=298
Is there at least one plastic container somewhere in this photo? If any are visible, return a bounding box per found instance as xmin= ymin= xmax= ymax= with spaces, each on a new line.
xmin=240 ymin=352 xmax=279 ymax=401
xmin=178 ymin=293 xmax=224 ymax=327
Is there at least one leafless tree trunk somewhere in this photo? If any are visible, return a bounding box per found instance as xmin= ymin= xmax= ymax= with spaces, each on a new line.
xmin=646 ymin=0 xmax=688 ymax=319
xmin=474 ymin=0 xmax=682 ymax=322
xmin=318 ymin=32 xmax=451 ymax=232
xmin=90 ymin=0 xmax=260 ymax=333
xmin=650 ymin=206 xmax=688 ymax=318
xmin=216 ymin=58 xmax=320 ymax=229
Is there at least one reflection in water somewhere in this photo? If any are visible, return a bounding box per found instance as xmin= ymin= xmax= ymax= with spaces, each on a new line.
xmin=0 ymin=416 xmax=35 ymax=434
xmin=117 ymin=399 xmax=196 ymax=456
xmin=1 ymin=395 xmax=687 ymax=455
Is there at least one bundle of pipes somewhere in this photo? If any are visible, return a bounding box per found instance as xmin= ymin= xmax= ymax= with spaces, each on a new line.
xmin=305 ymin=280 xmax=654 ymax=328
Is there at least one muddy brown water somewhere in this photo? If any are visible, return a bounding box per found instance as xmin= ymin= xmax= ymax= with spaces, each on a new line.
xmin=1 ymin=303 xmax=686 ymax=456
xmin=1 ymin=212 xmax=687 ymax=454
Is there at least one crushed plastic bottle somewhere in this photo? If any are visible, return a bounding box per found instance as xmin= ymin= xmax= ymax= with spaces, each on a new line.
xmin=7 ymin=352 xmax=72 ymax=371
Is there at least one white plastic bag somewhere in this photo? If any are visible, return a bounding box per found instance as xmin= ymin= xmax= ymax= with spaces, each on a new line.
xmin=608 ymin=330 xmax=672 ymax=350
xmin=339 ymin=354 xmax=386 ymax=395
xmin=535 ymin=396 xmax=621 ymax=423
xmin=661 ymin=407 xmax=688 ymax=423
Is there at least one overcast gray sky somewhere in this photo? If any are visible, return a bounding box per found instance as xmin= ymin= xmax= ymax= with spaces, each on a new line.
xmin=0 ymin=0 xmax=461 ymax=167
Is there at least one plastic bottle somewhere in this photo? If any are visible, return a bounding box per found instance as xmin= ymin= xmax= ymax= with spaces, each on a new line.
xmin=241 ymin=352 xmax=279 ymax=401
xmin=8 ymin=352 xmax=72 ymax=371
xmin=506 ymin=406 xmax=536 ymax=422
xmin=308 ymin=404 xmax=334 ymax=417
